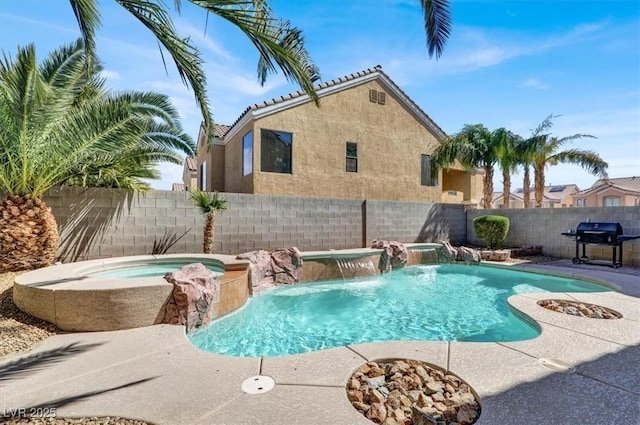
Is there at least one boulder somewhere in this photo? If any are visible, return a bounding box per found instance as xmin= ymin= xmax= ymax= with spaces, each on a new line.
xmin=372 ymin=240 xmax=408 ymax=272
xmin=270 ymin=247 xmax=303 ymax=284
xmin=162 ymin=263 xmax=220 ymax=332
xmin=237 ymin=247 xmax=303 ymax=294
xmin=456 ymin=246 xmax=481 ymax=264
xmin=438 ymin=241 xmax=457 ymax=263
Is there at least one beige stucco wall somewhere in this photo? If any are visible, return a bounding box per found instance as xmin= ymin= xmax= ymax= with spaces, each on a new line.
xmin=181 ymin=166 xmax=196 ymax=191
xmin=576 ymin=187 xmax=640 ymax=207
xmin=242 ymin=80 xmax=452 ymax=202
xmin=224 ymin=121 xmax=254 ymax=193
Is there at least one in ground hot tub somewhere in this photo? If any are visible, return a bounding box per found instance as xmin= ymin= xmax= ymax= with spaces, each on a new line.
xmin=13 ymin=254 xmax=250 ymax=332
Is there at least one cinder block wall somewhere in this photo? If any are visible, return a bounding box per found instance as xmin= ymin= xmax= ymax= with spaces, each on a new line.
xmin=364 ymin=201 xmax=466 ymax=244
xmin=466 ymin=207 xmax=640 ymax=266
xmin=33 ymin=187 xmax=463 ymax=262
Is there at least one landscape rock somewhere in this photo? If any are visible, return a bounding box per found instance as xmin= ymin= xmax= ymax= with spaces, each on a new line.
xmin=236 ymin=247 xmax=303 ymax=294
xmin=538 ymin=299 xmax=621 ymax=319
xmin=372 ymin=240 xmax=408 ymax=271
xmin=162 ymin=263 xmax=220 ymax=332
xmin=347 ymin=359 xmax=480 ymax=425
xmin=438 ymin=241 xmax=458 ymax=263
xmin=456 ymin=246 xmax=481 ymax=264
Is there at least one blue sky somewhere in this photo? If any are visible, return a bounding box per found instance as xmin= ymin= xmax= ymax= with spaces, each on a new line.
xmin=1 ymin=0 xmax=639 ymax=192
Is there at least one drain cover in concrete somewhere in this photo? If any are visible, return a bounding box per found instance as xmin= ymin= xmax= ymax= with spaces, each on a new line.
xmin=241 ymin=375 xmax=275 ymax=394
xmin=538 ymin=358 xmax=576 ymax=373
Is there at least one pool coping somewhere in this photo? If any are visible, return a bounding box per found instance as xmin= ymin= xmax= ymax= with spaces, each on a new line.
xmin=1 ymin=261 xmax=639 ymax=424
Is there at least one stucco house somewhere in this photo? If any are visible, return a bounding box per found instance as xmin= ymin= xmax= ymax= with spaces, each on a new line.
xmin=572 ymin=176 xmax=640 ymax=207
xmin=491 ymin=184 xmax=579 ymax=208
xmin=185 ymin=66 xmax=482 ymax=203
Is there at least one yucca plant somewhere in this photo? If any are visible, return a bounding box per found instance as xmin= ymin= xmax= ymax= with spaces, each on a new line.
xmin=0 ymin=40 xmax=194 ymax=272
xmin=190 ymin=189 xmax=228 ymax=253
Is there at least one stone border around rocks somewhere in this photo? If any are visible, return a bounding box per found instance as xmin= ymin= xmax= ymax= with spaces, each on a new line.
xmin=346 ymin=358 xmax=481 ymax=425
xmin=537 ymin=299 xmax=622 ymax=319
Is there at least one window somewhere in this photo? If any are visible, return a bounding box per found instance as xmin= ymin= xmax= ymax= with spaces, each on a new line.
xmin=603 ymin=196 xmax=620 ymax=207
xmin=576 ymin=199 xmax=585 ymax=207
xmin=346 ymin=142 xmax=358 ymax=172
xmin=421 ymin=154 xmax=437 ymax=186
xmin=261 ymin=129 xmax=292 ymax=174
xmin=199 ymin=161 xmax=207 ymax=191
xmin=242 ymin=131 xmax=253 ymax=176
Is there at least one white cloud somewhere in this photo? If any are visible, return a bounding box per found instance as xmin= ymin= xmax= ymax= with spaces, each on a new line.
xmin=522 ymin=78 xmax=549 ymax=90
xmin=175 ymin=20 xmax=233 ymax=60
xmin=100 ymin=70 xmax=121 ymax=81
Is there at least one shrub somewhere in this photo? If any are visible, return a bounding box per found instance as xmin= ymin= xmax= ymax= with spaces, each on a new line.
xmin=473 ymin=215 xmax=510 ymax=249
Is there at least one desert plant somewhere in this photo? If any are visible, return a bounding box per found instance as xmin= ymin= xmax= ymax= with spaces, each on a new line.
xmin=0 ymin=40 xmax=193 ymax=272
xmin=190 ymin=190 xmax=227 ymax=253
xmin=151 ymin=228 xmax=192 ymax=255
xmin=473 ymin=215 xmax=510 ymax=249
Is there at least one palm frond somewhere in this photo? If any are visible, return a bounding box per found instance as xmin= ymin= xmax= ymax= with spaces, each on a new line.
xmin=190 ymin=189 xmax=228 ymax=215
xmin=69 ymin=0 xmax=101 ymax=67
xmin=115 ymin=0 xmax=213 ymax=142
xmin=550 ymin=149 xmax=609 ymax=178
xmin=419 ymin=0 xmax=451 ymax=59
xmin=190 ymin=0 xmax=320 ymax=105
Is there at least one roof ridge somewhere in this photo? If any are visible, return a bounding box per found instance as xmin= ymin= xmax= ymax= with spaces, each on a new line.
xmin=224 ymin=65 xmax=445 ymax=138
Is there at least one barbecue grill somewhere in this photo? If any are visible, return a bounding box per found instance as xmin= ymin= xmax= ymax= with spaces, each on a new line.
xmin=562 ymin=222 xmax=640 ymax=268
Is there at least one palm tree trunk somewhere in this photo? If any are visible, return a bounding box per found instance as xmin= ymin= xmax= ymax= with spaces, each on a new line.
xmin=203 ymin=213 xmax=215 ymax=253
xmin=0 ymin=195 xmax=59 ymax=272
xmin=534 ymin=162 xmax=545 ymax=208
xmin=482 ymin=165 xmax=494 ymax=209
xmin=523 ymin=166 xmax=531 ymax=208
xmin=502 ymin=167 xmax=511 ymax=209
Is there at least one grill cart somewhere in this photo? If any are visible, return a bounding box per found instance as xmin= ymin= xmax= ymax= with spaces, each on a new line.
xmin=561 ymin=222 xmax=640 ymax=268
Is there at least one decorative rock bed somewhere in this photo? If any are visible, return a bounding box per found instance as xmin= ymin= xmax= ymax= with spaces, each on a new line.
xmin=479 ymin=249 xmax=511 ymax=262
xmin=537 ymin=299 xmax=622 ymax=319
xmin=346 ymin=359 xmax=480 ymax=425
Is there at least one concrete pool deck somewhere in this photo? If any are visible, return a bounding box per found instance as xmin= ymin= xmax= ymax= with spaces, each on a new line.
xmin=1 ymin=260 xmax=639 ymax=424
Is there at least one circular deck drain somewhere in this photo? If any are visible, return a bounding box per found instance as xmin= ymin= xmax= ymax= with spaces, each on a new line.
xmin=538 ymin=358 xmax=576 ymax=373
xmin=241 ymin=375 xmax=275 ymax=394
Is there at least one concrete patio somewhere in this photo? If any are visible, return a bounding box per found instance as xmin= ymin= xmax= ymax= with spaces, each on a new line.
xmin=1 ymin=261 xmax=639 ymax=425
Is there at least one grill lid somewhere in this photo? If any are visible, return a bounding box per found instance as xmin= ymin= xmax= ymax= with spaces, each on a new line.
xmin=576 ymin=222 xmax=622 ymax=235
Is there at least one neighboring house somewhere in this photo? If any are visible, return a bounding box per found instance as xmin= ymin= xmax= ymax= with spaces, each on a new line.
xmin=188 ymin=66 xmax=482 ymax=204
xmin=174 ymin=157 xmax=198 ymax=191
xmin=572 ymin=176 xmax=640 ymax=207
xmin=491 ymin=184 xmax=580 ymax=208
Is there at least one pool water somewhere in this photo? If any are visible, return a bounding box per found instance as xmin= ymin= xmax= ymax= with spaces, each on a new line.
xmin=189 ymin=264 xmax=611 ymax=357
xmin=90 ymin=263 xmax=224 ymax=278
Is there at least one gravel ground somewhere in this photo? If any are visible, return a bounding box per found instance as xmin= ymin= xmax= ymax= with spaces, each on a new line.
xmin=0 ymin=272 xmax=58 ymax=359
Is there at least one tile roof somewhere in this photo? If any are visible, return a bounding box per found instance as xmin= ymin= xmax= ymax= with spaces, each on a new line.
xmin=213 ymin=123 xmax=232 ymax=138
xmin=574 ymin=176 xmax=640 ymax=195
xmin=226 ymin=65 xmax=447 ymax=139
xmin=172 ymin=183 xmax=186 ymax=191
xmin=185 ymin=157 xmax=197 ymax=172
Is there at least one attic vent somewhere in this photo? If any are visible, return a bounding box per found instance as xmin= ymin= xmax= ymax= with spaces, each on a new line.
xmin=369 ymin=89 xmax=378 ymax=103
xmin=377 ymin=91 xmax=386 ymax=105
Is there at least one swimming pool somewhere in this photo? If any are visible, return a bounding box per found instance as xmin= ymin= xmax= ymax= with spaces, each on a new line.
xmin=89 ymin=262 xmax=224 ymax=278
xmin=188 ymin=264 xmax=612 ymax=357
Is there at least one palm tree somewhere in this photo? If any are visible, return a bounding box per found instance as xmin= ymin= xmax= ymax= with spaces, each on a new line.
xmin=432 ymin=124 xmax=499 ymax=209
xmin=0 ymin=40 xmax=194 ymax=272
xmin=527 ymin=115 xmax=608 ymax=208
xmin=66 ymin=0 xmax=451 ymax=142
xmin=494 ymin=128 xmax=522 ymax=209
xmin=190 ymin=189 xmax=227 ymax=253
